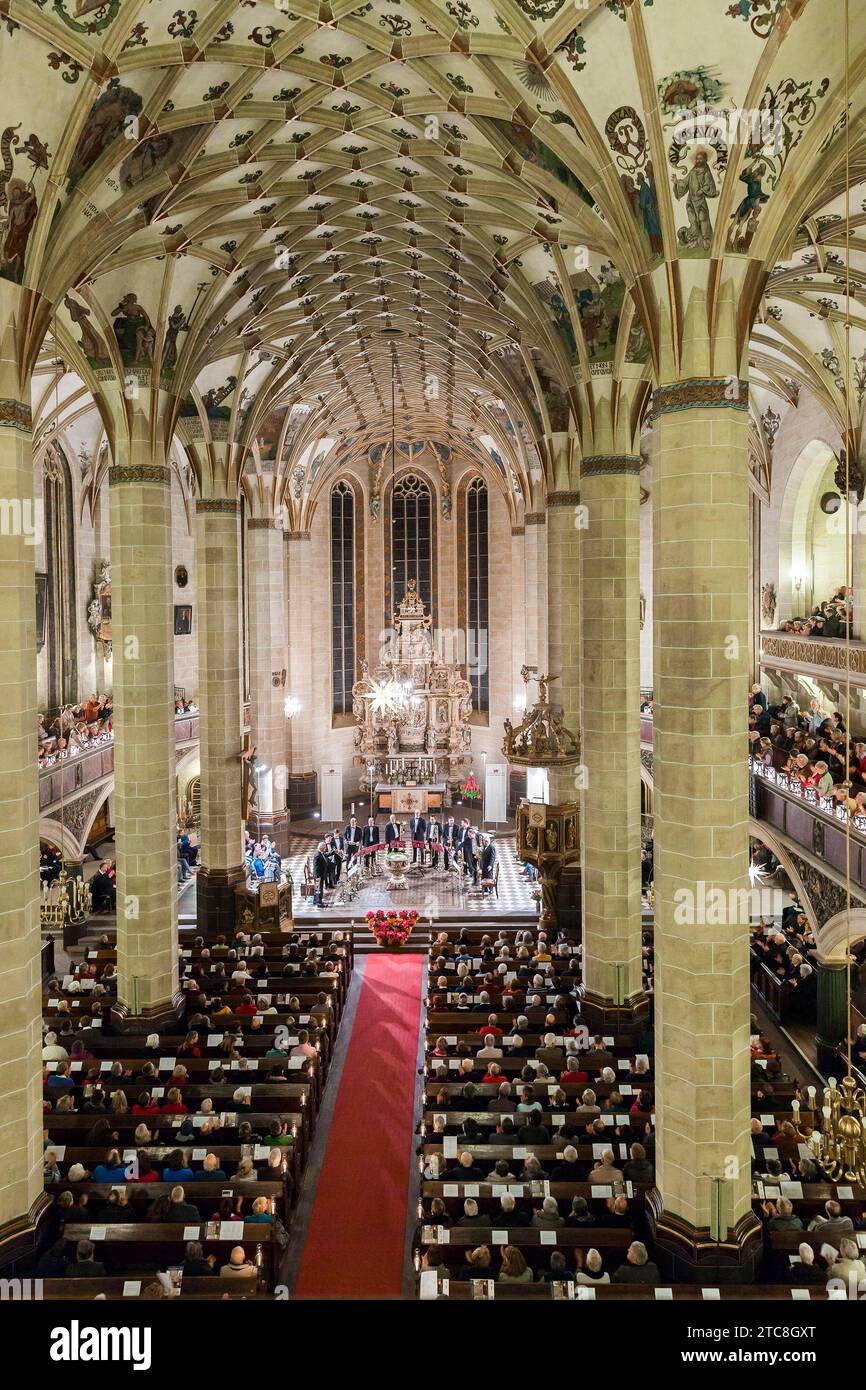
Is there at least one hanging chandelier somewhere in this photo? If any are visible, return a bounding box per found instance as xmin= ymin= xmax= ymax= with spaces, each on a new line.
xmin=808 ymin=1076 xmax=866 ymax=1187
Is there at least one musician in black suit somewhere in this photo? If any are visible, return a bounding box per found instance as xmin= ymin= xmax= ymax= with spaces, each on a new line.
xmin=362 ymin=816 xmax=380 ymax=874
xmin=428 ymin=817 xmax=442 ymax=869
xmin=384 ymin=815 xmax=401 ymax=848
xmin=480 ymin=834 xmax=497 ymax=894
xmin=326 ymin=831 xmax=345 ymax=886
xmin=409 ymin=813 xmax=427 ymax=864
xmin=442 ymin=815 xmax=459 ymax=870
xmin=312 ymin=842 xmax=330 ymax=906
xmin=459 ymin=819 xmax=478 ymax=879
xmin=344 ymin=816 xmax=362 ymax=866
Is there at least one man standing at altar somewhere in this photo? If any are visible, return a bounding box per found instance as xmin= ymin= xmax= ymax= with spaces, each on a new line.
xmin=344 ymin=815 xmax=362 ymax=867
xmin=459 ymin=818 xmax=478 ymax=880
xmin=410 ymin=810 xmax=428 ymax=864
xmin=428 ymin=815 xmax=442 ymax=869
xmin=363 ymin=815 xmax=381 ymax=874
xmin=385 ymin=813 xmax=401 ymax=848
xmin=312 ymin=841 xmax=330 ymax=906
xmin=442 ymin=814 xmax=459 ymax=870
xmin=326 ymin=830 xmax=345 ymax=886
xmin=480 ymin=834 xmax=497 ymax=895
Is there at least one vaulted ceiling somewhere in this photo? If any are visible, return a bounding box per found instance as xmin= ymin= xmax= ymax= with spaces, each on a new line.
xmin=6 ymin=0 xmax=866 ymax=507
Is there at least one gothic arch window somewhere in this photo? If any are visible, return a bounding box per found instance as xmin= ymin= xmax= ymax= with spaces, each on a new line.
xmin=331 ymin=481 xmax=356 ymax=715
xmin=385 ymin=471 xmax=436 ymax=624
xmin=466 ymin=477 xmax=489 ymax=713
xmin=42 ymin=443 xmax=77 ymax=709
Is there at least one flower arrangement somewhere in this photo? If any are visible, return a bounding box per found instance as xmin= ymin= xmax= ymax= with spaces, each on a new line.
xmin=366 ymin=908 xmax=418 ymax=947
xmin=460 ymin=771 xmax=481 ymax=800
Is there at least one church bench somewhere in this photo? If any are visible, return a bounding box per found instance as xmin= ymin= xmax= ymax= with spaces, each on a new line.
xmin=44 ymin=1087 xmax=315 ymax=1127
xmin=46 ymin=1055 xmax=322 ymax=1086
xmin=49 ymin=1179 xmax=290 ymax=1219
xmin=420 ymin=1143 xmax=642 ymax=1170
xmin=427 ymin=1012 xmax=571 ymax=1030
xmin=420 ymin=1279 xmax=829 ymax=1301
xmin=44 ymin=1029 xmax=326 ymax=1055
xmin=61 ymin=1222 xmax=279 ymax=1287
xmin=424 ymin=1030 xmax=638 ymax=1050
xmin=424 ymin=1057 xmax=653 ymax=1083
xmin=421 ymin=1111 xmax=653 ymax=1135
xmin=769 ymin=1230 xmax=866 ymax=1255
xmin=44 ymin=1145 xmax=300 ymax=1183
xmin=418 ymin=1228 xmax=633 ymax=1265
xmin=424 ymin=1080 xmax=655 ymax=1102
xmin=43 ymin=1110 xmax=306 ymax=1147
xmin=419 ymin=1193 xmax=646 ymax=1220
xmin=37 ymin=1276 xmax=273 ymax=1299
xmin=421 ymin=1181 xmax=651 ymax=1201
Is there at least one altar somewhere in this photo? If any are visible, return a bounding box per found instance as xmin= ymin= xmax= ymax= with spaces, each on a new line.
xmin=374 ymin=783 xmax=446 ymax=817
xmin=352 ymin=579 xmax=473 ymax=792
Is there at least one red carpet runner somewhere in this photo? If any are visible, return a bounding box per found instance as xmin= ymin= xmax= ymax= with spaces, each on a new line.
xmin=293 ymin=952 xmax=425 ymax=1298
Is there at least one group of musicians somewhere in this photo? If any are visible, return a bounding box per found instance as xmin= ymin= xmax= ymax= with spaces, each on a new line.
xmin=310 ymin=812 xmax=497 ymax=905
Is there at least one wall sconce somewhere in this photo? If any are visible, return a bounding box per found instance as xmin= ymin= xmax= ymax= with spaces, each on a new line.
xmin=284 ymin=695 xmax=302 ymax=718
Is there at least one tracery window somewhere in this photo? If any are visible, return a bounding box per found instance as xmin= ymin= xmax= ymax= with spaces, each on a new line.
xmin=466 ymin=477 xmax=489 ymax=712
xmin=331 ymin=482 xmax=356 ymax=714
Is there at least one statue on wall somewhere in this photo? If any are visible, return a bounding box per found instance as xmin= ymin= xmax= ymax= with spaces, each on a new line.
xmin=87 ymin=559 xmax=112 ymax=658
xmin=761 ymin=581 xmax=777 ymax=627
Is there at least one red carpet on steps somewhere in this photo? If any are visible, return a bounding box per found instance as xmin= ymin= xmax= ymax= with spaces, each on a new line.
xmin=293 ymin=952 xmax=425 ymax=1298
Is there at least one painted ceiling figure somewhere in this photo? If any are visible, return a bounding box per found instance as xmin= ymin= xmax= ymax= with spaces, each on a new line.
xmin=673 ymin=149 xmax=719 ymax=249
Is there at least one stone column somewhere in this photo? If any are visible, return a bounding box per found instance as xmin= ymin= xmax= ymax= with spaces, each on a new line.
xmin=0 ymin=284 xmax=45 ymax=1238
xmin=545 ymin=440 xmax=580 ymax=808
xmin=285 ymin=530 xmax=316 ymax=816
xmin=195 ymin=499 xmax=245 ymax=930
xmin=649 ymin=282 xmax=759 ymax=1280
xmin=816 ymin=957 xmax=849 ymax=1078
xmin=580 ymin=441 xmax=645 ymax=1025
xmin=247 ymin=516 xmax=289 ymax=853
xmin=523 ymin=500 xmax=547 ymax=675
xmin=108 ymin=412 xmax=179 ymax=1019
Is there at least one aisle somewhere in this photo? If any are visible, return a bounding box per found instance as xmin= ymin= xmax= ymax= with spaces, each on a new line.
xmin=292 ymin=952 xmax=425 ymax=1298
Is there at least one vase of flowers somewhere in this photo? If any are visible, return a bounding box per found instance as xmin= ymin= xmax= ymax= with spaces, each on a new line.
xmin=366 ymin=908 xmax=418 ymax=949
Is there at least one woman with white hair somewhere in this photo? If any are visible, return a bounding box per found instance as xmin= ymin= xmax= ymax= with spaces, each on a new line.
xmin=828 ymin=1237 xmax=866 ymax=1288
xmin=42 ymin=1031 xmax=68 ymax=1062
xmin=575 ymin=1249 xmax=610 ymax=1285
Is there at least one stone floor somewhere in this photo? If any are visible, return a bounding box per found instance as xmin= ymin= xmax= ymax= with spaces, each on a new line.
xmin=277 ymin=824 xmax=535 ymax=920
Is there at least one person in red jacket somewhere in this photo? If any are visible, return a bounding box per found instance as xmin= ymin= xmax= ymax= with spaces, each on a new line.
xmin=132 ymin=1091 xmax=160 ymax=1115
xmin=161 ymin=1087 xmax=188 ymax=1114
xmin=235 ymin=994 xmax=258 ymax=1018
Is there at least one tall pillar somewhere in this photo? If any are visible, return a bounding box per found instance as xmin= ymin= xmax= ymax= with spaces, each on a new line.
xmin=580 ymin=430 xmax=645 ymax=1025
xmin=109 ymin=412 xmax=180 ymax=1019
xmin=196 ymin=499 xmax=245 ymax=930
xmin=0 ymin=284 xmax=45 ymax=1240
xmin=648 ymin=281 xmax=759 ymax=1280
xmin=545 ymin=439 xmax=580 ymax=807
xmin=285 ymin=530 xmax=316 ymax=816
xmin=247 ymin=515 xmax=289 ymax=853
xmin=523 ymin=492 xmax=547 ymax=674
xmin=816 ymin=957 xmax=849 ymax=1078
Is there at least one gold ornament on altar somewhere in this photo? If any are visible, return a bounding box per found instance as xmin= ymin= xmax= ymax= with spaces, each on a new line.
xmin=501 ymin=665 xmax=581 ymax=768
xmin=352 ymin=581 xmax=472 ymax=784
